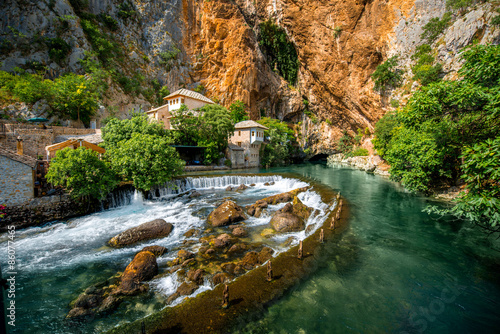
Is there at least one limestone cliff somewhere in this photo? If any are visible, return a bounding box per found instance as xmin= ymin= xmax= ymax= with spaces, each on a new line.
xmin=1 ymin=0 xmax=498 ymax=153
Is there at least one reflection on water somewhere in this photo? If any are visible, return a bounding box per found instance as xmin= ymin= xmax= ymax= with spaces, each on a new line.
xmin=235 ymin=163 xmax=500 ymax=334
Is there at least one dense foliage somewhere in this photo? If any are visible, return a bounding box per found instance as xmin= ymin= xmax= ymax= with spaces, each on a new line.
xmin=46 ymin=147 xmax=119 ymax=200
xmin=0 ymin=69 xmax=104 ymax=125
xmin=373 ymin=44 xmax=500 ymax=230
xmin=101 ymin=113 xmax=167 ymax=149
xmin=171 ymin=104 xmax=235 ymax=164
xmin=411 ymin=44 xmax=443 ymax=86
xmin=229 ymin=100 xmax=249 ymax=123
xmin=107 ymin=133 xmax=184 ymax=191
xmin=257 ymin=117 xmax=295 ymax=167
xmin=259 ymin=20 xmax=299 ymax=85
xmin=371 ymin=56 xmax=403 ymax=91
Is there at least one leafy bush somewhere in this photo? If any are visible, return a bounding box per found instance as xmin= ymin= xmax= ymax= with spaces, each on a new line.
xmin=371 ymin=56 xmax=403 ymax=91
xmin=229 ymin=100 xmax=249 ymax=123
xmin=99 ymin=14 xmax=118 ymax=31
xmin=372 ymin=111 xmax=399 ymax=157
xmin=259 ymin=20 xmax=299 ymax=85
xmin=224 ymin=159 xmax=232 ymax=167
xmin=375 ymin=44 xmax=500 ymax=197
xmin=336 ymin=131 xmax=353 ymax=154
xmin=350 ymin=148 xmax=369 ymax=157
xmin=159 ymin=46 xmax=180 ymax=65
xmin=108 ymin=133 xmax=184 ymax=191
xmin=12 ymin=74 xmax=52 ymax=104
xmin=117 ymin=1 xmax=136 ymax=20
xmin=446 ymin=0 xmax=483 ymax=10
xmin=413 ymin=63 xmax=443 ymax=86
xmin=81 ymin=19 xmax=117 ymax=65
xmin=411 ymin=43 xmax=443 ymax=86
xmin=421 ymin=12 xmax=452 ymax=44
xmin=450 ymin=138 xmax=500 ymax=229
xmin=46 ymin=147 xmax=118 ymax=200
xmin=47 ymin=37 xmax=71 ymax=64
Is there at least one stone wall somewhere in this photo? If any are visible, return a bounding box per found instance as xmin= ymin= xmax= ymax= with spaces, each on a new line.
xmin=0 ymin=156 xmax=34 ymax=205
xmin=0 ymin=194 xmax=97 ymax=231
xmin=0 ymin=123 xmax=97 ymax=158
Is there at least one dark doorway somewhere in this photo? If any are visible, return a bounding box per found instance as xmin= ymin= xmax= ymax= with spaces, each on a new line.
xmin=308 ymin=154 xmax=329 ymax=162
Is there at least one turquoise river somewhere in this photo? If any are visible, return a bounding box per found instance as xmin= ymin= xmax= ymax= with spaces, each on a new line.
xmin=1 ymin=163 xmax=499 ymax=333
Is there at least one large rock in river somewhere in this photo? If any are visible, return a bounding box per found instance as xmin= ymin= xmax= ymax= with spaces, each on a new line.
xmin=207 ymin=200 xmax=246 ymax=227
xmin=117 ymin=251 xmax=158 ymax=295
xmin=246 ymin=186 xmax=311 ymax=216
xmin=108 ymin=219 xmax=173 ymax=247
xmin=270 ymin=203 xmax=305 ymax=233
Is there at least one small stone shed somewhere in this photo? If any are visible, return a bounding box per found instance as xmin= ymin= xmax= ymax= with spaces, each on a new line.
xmin=0 ymin=147 xmax=37 ymax=206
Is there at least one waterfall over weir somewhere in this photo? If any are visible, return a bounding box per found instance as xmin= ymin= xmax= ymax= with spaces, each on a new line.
xmin=105 ymin=175 xmax=285 ymax=207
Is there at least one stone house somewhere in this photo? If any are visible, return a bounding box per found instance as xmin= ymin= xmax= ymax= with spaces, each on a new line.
xmin=229 ymin=120 xmax=268 ymax=168
xmin=146 ymin=89 xmax=215 ymax=129
xmin=0 ymin=146 xmax=37 ymax=206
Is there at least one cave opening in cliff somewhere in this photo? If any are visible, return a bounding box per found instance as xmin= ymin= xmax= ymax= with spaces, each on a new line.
xmin=308 ymin=154 xmax=329 ymax=162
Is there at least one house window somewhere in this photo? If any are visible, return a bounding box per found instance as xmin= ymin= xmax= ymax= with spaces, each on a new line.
xmin=181 ymin=98 xmax=184 ymax=103
xmin=237 ymin=142 xmax=242 ymax=147
xmin=252 ymin=131 xmax=255 ymax=136
xmin=238 ymin=131 xmax=241 ymax=136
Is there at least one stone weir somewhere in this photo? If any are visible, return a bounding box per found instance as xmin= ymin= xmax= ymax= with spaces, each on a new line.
xmin=106 ymin=175 xmax=349 ymax=334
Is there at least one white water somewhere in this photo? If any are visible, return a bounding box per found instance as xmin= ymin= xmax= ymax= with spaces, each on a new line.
xmin=0 ymin=175 xmax=334 ymax=333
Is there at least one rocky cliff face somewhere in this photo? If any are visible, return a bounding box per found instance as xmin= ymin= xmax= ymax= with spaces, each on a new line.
xmin=1 ymin=0 xmax=498 ymax=153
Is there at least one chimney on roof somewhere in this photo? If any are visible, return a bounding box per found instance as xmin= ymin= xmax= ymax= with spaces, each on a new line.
xmin=16 ymin=136 xmax=23 ymax=155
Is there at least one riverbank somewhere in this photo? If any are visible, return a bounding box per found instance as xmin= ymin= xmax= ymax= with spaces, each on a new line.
xmin=326 ymin=153 xmax=390 ymax=177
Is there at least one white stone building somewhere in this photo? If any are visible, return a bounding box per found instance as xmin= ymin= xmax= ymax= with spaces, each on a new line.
xmin=228 ymin=120 xmax=268 ymax=168
xmin=146 ymin=89 xmax=215 ymax=129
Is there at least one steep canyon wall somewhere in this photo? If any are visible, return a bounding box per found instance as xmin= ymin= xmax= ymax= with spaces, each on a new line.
xmin=1 ymin=0 xmax=498 ymax=153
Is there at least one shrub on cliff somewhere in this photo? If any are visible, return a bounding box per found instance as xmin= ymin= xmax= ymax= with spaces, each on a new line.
xmin=258 ymin=20 xmax=299 ymax=85
xmin=46 ymin=147 xmax=119 ymax=200
xmin=371 ymin=56 xmax=403 ymax=91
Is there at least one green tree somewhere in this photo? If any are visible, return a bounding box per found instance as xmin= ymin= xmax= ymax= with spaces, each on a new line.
xmin=46 ymin=147 xmax=119 ymax=200
xmin=372 ymin=111 xmax=400 ymax=157
xmin=449 ymin=138 xmax=500 ymax=230
xmin=371 ymin=56 xmax=403 ymax=91
xmin=260 ymin=128 xmax=289 ymax=167
xmin=198 ymin=104 xmax=235 ymax=164
xmin=258 ymin=117 xmax=295 ymax=166
xmin=50 ymin=73 xmax=100 ymax=125
xmin=257 ymin=117 xmax=294 ymax=141
xmin=102 ymin=113 xmax=167 ymax=149
xmin=12 ymin=73 xmax=52 ymax=104
xmin=229 ymin=100 xmax=249 ymax=123
xmin=107 ymin=133 xmax=184 ymax=191
xmin=170 ymin=104 xmax=200 ymax=146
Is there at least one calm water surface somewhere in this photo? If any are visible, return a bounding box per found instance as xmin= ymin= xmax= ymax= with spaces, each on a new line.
xmin=237 ymin=163 xmax=500 ymax=333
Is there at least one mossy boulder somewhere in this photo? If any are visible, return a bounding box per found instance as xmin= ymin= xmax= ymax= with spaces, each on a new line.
xmin=207 ymin=200 xmax=247 ymax=227
xmin=141 ymin=245 xmax=167 ymax=257
xmin=108 ymin=219 xmax=173 ymax=247
xmin=118 ymin=251 xmax=158 ymax=295
xmin=270 ymin=203 xmax=305 ymax=233
xmin=246 ymin=187 xmax=311 ymax=216
xmin=292 ymin=196 xmax=313 ymax=221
